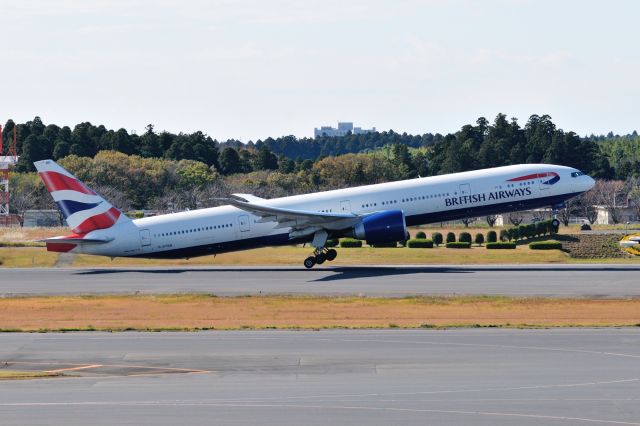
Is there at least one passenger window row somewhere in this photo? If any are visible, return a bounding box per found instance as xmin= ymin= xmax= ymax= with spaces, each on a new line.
xmin=364 ymin=192 xmax=453 ymax=209
xmin=402 ymin=193 xmax=449 ymax=203
xmin=155 ymin=223 xmax=233 ymax=238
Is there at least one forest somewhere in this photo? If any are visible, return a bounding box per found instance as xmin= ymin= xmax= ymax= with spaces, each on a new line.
xmin=3 ymin=114 xmax=639 ymax=217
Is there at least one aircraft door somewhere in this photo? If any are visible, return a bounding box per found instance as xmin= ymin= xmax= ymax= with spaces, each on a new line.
xmin=340 ymin=200 xmax=351 ymax=213
xmin=139 ymin=229 xmax=151 ymax=252
xmin=238 ymin=214 xmax=250 ymax=233
xmin=459 ymin=183 xmax=471 ymax=197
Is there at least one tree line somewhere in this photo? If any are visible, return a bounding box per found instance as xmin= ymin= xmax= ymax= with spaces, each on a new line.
xmin=3 ymin=114 xmax=639 ymax=180
xmin=3 ymin=114 xmax=640 ymax=220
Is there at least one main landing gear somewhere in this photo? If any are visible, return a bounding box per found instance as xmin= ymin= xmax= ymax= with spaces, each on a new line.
xmin=303 ymin=229 xmax=338 ymax=269
xmin=304 ymin=247 xmax=338 ymax=269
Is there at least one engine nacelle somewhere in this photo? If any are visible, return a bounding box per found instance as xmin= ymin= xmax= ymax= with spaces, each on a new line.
xmin=352 ymin=210 xmax=407 ymax=245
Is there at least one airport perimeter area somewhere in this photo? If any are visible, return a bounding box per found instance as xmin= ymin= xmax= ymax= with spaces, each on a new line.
xmin=1 ymin=229 xmax=639 ymax=425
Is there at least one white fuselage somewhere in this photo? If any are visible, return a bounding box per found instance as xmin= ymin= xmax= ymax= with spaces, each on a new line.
xmin=74 ymin=164 xmax=594 ymax=258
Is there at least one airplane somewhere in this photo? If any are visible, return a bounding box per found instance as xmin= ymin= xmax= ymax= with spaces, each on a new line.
xmin=34 ymin=159 xmax=595 ymax=268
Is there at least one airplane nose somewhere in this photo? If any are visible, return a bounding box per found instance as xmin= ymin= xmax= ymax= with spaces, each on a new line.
xmin=585 ymin=175 xmax=596 ymax=191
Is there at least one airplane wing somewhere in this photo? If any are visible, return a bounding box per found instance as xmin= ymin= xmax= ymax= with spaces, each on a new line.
xmin=218 ymin=194 xmax=361 ymax=238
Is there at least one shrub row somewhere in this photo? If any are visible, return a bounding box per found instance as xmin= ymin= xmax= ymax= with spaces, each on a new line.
xmin=407 ymin=239 xmax=434 ymax=248
xmin=500 ymin=220 xmax=558 ymax=242
xmin=486 ymin=242 xmax=516 ymax=249
xmin=528 ymin=241 xmax=563 ymax=250
xmin=430 ymin=231 xmax=490 ymax=246
xmin=339 ymin=238 xmax=362 ymax=248
xmin=446 ymin=242 xmax=471 ymax=249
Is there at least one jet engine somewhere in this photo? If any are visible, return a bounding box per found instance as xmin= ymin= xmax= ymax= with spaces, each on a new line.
xmin=352 ymin=210 xmax=408 ymax=245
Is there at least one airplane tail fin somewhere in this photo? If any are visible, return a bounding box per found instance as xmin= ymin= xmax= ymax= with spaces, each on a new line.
xmin=34 ymin=159 xmax=130 ymax=234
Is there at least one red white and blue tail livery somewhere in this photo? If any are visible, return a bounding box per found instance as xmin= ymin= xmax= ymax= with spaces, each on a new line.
xmin=34 ymin=160 xmax=130 ymax=252
xmin=36 ymin=160 xmax=595 ymax=268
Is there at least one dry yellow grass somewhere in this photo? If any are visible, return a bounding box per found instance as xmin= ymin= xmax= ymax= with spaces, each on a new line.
xmin=69 ymin=245 xmax=572 ymax=267
xmin=0 ymin=370 xmax=59 ymax=380
xmin=2 ymin=226 xmax=639 ymax=267
xmin=0 ymin=247 xmax=59 ymax=267
xmin=0 ymin=227 xmax=68 ymax=242
xmin=2 ymin=245 xmax=639 ymax=267
xmin=0 ymin=295 xmax=638 ymax=331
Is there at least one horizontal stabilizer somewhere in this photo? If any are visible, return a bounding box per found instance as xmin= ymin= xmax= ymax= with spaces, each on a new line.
xmin=40 ymin=236 xmax=114 ymax=245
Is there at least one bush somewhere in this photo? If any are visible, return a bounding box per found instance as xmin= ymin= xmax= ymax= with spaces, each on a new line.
xmin=446 ymin=242 xmax=471 ymax=249
xmin=474 ymin=233 xmax=485 ymax=245
xmin=580 ymin=223 xmax=592 ymax=231
xmin=499 ymin=229 xmax=509 ymax=241
xmin=446 ymin=232 xmax=456 ymax=243
xmin=407 ymin=239 xmax=434 ymax=248
xmin=529 ymin=241 xmax=563 ymax=250
xmin=371 ymin=241 xmax=397 ymax=248
xmin=486 ymin=242 xmax=516 ymax=249
xmin=487 ymin=230 xmax=497 ymax=243
xmin=339 ymin=238 xmax=363 ymax=248
xmin=415 ymin=231 xmax=427 ymax=239
xmin=526 ymin=223 xmax=537 ymax=239
xmin=325 ymin=239 xmax=338 ymax=248
xmin=432 ymin=232 xmax=443 ymax=246
xmin=459 ymin=232 xmax=472 ymax=244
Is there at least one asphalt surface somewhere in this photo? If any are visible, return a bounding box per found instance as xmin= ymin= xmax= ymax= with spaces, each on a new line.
xmin=1 ymin=329 xmax=639 ymax=425
xmin=0 ymin=264 xmax=639 ymax=297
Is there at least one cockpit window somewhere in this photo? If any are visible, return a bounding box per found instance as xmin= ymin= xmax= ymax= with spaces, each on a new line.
xmin=571 ymin=171 xmax=585 ymax=177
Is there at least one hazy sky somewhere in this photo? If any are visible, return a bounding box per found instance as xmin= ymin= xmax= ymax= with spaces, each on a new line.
xmin=1 ymin=0 xmax=638 ymax=140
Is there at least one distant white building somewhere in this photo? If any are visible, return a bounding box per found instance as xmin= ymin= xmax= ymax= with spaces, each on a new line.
xmin=495 ymin=208 xmax=552 ymax=226
xmin=314 ymin=122 xmax=376 ymax=137
xmin=595 ymin=205 xmax=639 ymax=225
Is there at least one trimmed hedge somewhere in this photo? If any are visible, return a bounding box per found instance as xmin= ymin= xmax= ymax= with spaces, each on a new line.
xmin=501 ymin=219 xmax=559 ymax=242
xmin=371 ymin=241 xmax=398 ymax=248
xmin=446 ymin=242 xmax=471 ymax=249
xmin=529 ymin=241 xmax=563 ymax=250
xmin=487 ymin=230 xmax=497 ymax=243
xmin=407 ymin=238 xmax=434 ymax=248
xmin=486 ymin=242 xmax=516 ymax=249
xmin=432 ymin=232 xmax=443 ymax=246
xmin=325 ymin=239 xmax=338 ymax=248
xmin=415 ymin=231 xmax=427 ymax=239
xmin=446 ymin=232 xmax=456 ymax=243
xmin=339 ymin=238 xmax=363 ymax=248
xmin=474 ymin=233 xmax=485 ymax=245
xmin=459 ymin=232 xmax=472 ymax=243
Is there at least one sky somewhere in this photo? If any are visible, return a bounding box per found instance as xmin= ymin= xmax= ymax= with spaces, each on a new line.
xmin=1 ymin=0 xmax=638 ymax=141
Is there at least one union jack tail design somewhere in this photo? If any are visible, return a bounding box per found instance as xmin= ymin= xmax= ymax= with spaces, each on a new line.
xmin=34 ymin=159 xmax=129 ymax=234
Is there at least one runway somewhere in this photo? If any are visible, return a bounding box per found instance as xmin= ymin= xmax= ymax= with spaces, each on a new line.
xmin=0 ymin=264 xmax=639 ymax=297
xmin=0 ymin=329 xmax=639 ymax=425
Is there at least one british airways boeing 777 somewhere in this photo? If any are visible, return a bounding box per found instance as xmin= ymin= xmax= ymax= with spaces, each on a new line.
xmin=35 ymin=159 xmax=595 ymax=268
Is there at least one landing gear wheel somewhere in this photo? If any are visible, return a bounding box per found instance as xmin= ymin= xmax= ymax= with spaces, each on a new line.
xmin=326 ymin=249 xmax=337 ymax=261
xmin=304 ymin=256 xmax=316 ymax=269
xmin=551 ymin=218 xmax=560 ymax=228
xmin=315 ymin=253 xmax=327 ymax=264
